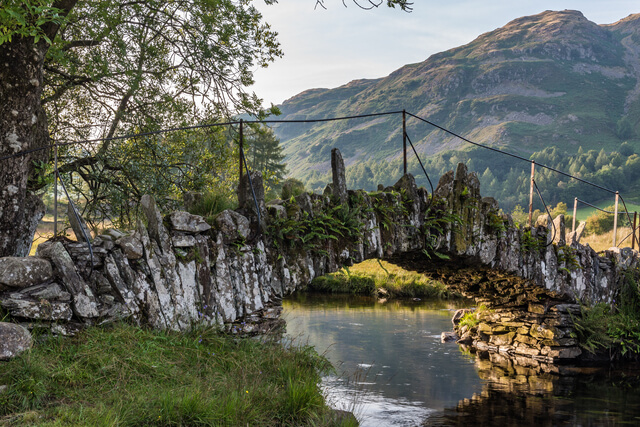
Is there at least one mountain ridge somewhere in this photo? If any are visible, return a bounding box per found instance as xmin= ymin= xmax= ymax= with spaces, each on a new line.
xmin=273 ymin=10 xmax=640 ymax=185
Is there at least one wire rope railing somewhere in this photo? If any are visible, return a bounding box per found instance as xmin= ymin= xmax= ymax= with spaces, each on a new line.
xmin=3 ymin=108 xmax=639 ymax=251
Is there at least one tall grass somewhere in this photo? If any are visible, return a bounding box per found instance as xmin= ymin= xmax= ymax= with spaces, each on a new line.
xmin=580 ymin=226 xmax=636 ymax=252
xmin=186 ymin=189 xmax=238 ymax=224
xmin=0 ymin=323 xmax=352 ymax=426
xmin=309 ymin=259 xmax=460 ymax=299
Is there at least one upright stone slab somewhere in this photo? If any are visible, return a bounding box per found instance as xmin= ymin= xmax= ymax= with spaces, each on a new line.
xmin=331 ymin=148 xmax=348 ymax=205
xmin=552 ymin=214 xmax=566 ymax=246
xmin=238 ymin=170 xmax=265 ymax=211
xmin=67 ymin=202 xmax=92 ymax=243
xmin=35 ymin=241 xmax=99 ymax=319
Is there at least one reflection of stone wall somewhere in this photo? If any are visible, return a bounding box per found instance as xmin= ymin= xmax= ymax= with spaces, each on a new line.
xmin=0 ymin=154 xmax=638 ymax=344
xmin=423 ymin=352 xmax=640 ymax=426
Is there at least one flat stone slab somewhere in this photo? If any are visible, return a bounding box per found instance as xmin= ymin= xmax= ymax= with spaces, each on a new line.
xmin=0 ymin=257 xmax=52 ymax=289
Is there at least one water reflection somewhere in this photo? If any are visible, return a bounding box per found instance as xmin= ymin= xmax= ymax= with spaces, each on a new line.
xmin=424 ymin=352 xmax=640 ymax=426
xmin=282 ymin=293 xmax=481 ymax=426
xmin=283 ymin=293 xmax=640 ymax=426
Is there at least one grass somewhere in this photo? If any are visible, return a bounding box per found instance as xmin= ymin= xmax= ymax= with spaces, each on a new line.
xmin=574 ymin=200 xmax=640 ymax=223
xmin=0 ymin=322 xmax=354 ymax=427
xmin=309 ymin=259 xmax=460 ymax=299
xmin=580 ymin=226 xmax=637 ymax=252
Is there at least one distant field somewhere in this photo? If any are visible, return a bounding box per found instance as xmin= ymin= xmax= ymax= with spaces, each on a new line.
xmin=572 ymin=199 xmax=640 ymax=224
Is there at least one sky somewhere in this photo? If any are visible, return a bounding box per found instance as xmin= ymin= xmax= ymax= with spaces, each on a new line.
xmin=251 ymin=0 xmax=640 ymax=107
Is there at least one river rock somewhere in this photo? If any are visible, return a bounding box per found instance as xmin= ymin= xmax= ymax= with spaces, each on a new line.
xmin=441 ymin=331 xmax=459 ymax=342
xmin=0 ymin=322 xmax=32 ymax=360
xmin=0 ymin=257 xmax=52 ymax=289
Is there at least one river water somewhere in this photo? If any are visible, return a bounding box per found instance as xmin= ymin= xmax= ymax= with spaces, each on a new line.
xmin=282 ymin=293 xmax=640 ymax=427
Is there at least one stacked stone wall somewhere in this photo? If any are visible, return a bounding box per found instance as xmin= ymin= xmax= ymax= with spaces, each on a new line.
xmin=1 ymin=152 xmax=638 ymax=363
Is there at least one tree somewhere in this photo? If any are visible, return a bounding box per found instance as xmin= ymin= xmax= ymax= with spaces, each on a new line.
xmin=0 ymin=0 xmax=411 ymax=257
xmin=242 ymin=124 xmax=287 ymax=198
xmin=0 ymin=0 xmax=75 ymax=257
xmin=0 ymin=0 xmax=280 ymax=256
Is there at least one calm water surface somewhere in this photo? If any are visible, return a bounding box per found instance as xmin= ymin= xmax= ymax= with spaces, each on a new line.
xmin=282 ymin=293 xmax=640 ymax=427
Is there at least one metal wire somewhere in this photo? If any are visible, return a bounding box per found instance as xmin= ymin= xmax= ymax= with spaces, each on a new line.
xmin=405 ymin=111 xmax=619 ymax=196
xmin=532 ymin=180 xmax=556 ymax=247
xmin=405 ymin=132 xmax=434 ymax=212
xmin=56 ymin=170 xmax=94 ymax=277
xmin=240 ymin=146 xmax=261 ymax=228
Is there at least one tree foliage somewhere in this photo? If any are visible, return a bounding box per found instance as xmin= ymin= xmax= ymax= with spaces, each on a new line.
xmin=240 ymin=124 xmax=287 ymax=198
xmin=0 ymin=0 xmax=65 ymax=44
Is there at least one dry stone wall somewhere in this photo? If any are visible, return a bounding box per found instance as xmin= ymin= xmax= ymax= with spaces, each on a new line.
xmin=0 ymin=151 xmax=638 ymax=363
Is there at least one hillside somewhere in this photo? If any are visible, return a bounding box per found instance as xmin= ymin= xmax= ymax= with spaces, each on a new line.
xmin=273 ymin=10 xmax=640 ymax=194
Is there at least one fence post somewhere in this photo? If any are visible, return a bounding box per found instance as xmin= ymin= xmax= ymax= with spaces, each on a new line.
xmin=613 ymin=191 xmax=619 ymax=247
xmin=572 ymin=197 xmax=577 ymax=234
xmin=528 ymin=161 xmax=535 ymax=227
xmin=402 ymin=110 xmax=407 ymax=175
xmin=633 ymin=212 xmax=638 ymax=250
xmin=53 ymin=143 xmax=58 ymax=237
xmin=239 ymin=119 xmax=244 ymax=183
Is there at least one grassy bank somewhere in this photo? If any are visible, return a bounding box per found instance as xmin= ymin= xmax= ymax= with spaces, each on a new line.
xmin=308 ymin=259 xmax=460 ymax=299
xmin=0 ymin=323 xmax=354 ymax=426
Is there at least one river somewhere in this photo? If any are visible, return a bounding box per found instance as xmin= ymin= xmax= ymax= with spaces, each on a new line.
xmin=282 ymin=293 xmax=640 ymax=426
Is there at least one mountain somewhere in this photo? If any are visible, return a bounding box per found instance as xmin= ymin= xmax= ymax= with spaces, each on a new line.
xmin=272 ymin=10 xmax=640 ymax=187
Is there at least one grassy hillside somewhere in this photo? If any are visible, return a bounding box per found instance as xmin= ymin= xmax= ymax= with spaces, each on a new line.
xmin=272 ymin=10 xmax=640 ymax=207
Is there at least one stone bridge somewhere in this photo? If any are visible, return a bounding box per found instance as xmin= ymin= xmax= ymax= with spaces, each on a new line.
xmin=1 ymin=149 xmax=638 ymax=364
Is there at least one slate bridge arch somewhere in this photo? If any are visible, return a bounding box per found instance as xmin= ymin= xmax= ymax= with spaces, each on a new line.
xmin=1 ymin=149 xmax=637 ymax=363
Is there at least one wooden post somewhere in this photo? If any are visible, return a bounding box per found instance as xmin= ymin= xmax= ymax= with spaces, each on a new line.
xmin=613 ymin=191 xmax=619 ymax=247
xmin=239 ymin=119 xmax=244 ymax=183
xmin=572 ymin=197 xmax=577 ymax=234
xmin=402 ymin=110 xmax=407 ymax=176
xmin=53 ymin=143 xmax=58 ymax=237
xmin=633 ymin=212 xmax=638 ymax=250
xmin=528 ymin=161 xmax=535 ymax=227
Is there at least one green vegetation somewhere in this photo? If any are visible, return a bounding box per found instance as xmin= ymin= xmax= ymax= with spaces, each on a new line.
xmin=268 ymin=202 xmax=363 ymax=256
xmin=571 ymin=272 xmax=640 ymax=358
xmin=0 ymin=323 xmax=354 ymax=426
xmin=309 ymin=259 xmax=461 ymax=299
xmin=242 ymin=124 xmax=289 ymax=199
xmin=457 ymin=305 xmax=493 ymax=330
xmin=186 ymin=188 xmax=239 ymax=224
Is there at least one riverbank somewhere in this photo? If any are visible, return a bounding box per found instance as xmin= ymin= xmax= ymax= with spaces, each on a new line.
xmin=0 ymin=322 xmax=356 ymax=426
xmin=307 ymin=259 xmax=462 ymax=300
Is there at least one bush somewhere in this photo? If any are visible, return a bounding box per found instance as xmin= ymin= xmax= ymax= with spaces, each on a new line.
xmin=281 ymin=178 xmax=305 ymax=200
xmin=585 ymin=205 xmax=615 ymax=235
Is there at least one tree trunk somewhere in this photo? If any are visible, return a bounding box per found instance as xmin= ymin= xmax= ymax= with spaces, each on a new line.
xmin=0 ymin=37 xmax=50 ymax=257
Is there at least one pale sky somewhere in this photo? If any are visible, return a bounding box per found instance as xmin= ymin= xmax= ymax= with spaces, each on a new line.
xmin=251 ymin=0 xmax=640 ymax=107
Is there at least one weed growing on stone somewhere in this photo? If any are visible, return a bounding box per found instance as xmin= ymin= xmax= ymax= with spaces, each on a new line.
xmin=521 ymin=229 xmax=544 ymax=253
xmin=571 ymin=271 xmax=640 ymax=358
xmin=0 ymin=322 xmax=351 ymax=426
xmin=421 ymin=207 xmax=462 ymax=260
xmin=268 ymin=203 xmax=363 ymax=256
